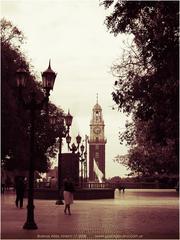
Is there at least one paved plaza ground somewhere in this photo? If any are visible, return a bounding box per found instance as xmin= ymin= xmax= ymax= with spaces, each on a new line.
xmin=1 ymin=189 xmax=179 ymax=240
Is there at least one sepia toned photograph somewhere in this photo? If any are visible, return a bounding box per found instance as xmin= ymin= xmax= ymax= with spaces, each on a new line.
xmin=1 ymin=0 xmax=179 ymax=239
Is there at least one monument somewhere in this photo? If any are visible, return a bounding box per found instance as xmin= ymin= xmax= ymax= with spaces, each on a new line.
xmin=61 ymin=153 xmax=79 ymax=186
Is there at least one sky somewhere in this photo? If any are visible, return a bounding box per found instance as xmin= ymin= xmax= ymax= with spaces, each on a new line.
xmin=1 ymin=0 xmax=131 ymax=178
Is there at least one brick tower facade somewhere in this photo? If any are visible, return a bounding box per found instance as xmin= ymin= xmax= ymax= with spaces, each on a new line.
xmin=89 ymin=98 xmax=106 ymax=181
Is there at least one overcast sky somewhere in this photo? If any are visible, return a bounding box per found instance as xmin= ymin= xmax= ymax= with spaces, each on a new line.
xmin=1 ymin=0 xmax=131 ymax=178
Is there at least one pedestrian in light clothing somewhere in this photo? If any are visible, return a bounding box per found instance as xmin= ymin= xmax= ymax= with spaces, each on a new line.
xmin=15 ymin=176 xmax=25 ymax=208
xmin=63 ymin=177 xmax=74 ymax=215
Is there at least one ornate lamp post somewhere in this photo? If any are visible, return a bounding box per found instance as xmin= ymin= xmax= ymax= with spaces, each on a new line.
xmin=78 ymin=138 xmax=88 ymax=187
xmin=50 ymin=111 xmax=73 ymax=205
xmin=66 ymin=134 xmax=82 ymax=154
xmin=79 ymin=144 xmax=85 ymax=187
xmin=15 ymin=61 xmax=56 ymax=229
xmin=66 ymin=133 xmax=82 ymax=186
xmin=84 ymin=135 xmax=88 ymax=182
xmin=83 ymin=156 xmax=87 ymax=183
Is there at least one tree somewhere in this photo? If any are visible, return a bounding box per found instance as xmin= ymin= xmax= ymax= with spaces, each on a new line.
xmin=101 ymin=1 xmax=179 ymax=175
xmin=1 ymin=18 xmax=63 ymax=172
xmin=1 ymin=18 xmax=30 ymax=169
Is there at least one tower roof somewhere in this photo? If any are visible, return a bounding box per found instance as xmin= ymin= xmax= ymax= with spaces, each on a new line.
xmin=93 ymin=93 xmax=102 ymax=110
xmin=93 ymin=103 xmax=102 ymax=110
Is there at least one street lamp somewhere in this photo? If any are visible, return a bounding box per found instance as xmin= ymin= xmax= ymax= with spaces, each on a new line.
xmin=78 ymin=139 xmax=88 ymax=187
xmin=66 ymin=133 xmax=82 ymax=187
xmin=16 ymin=61 xmax=56 ymax=230
xmin=66 ymin=133 xmax=82 ymax=154
xmin=84 ymin=135 xmax=88 ymax=183
xmin=50 ymin=110 xmax=73 ymax=205
xmin=79 ymin=144 xmax=85 ymax=187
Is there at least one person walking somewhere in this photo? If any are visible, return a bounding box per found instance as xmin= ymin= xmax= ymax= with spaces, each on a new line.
xmin=1 ymin=174 xmax=5 ymax=194
xmin=63 ymin=177 xmax=74 ymax=215
xmin=15 ymin=176 xmax=25 ymax=208
xmin=5 ymin=176 xmax=11 ymax=191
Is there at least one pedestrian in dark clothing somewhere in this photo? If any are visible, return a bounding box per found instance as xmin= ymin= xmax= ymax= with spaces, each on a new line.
xmin=15 ymin=177 xmax=25 ymax=208
xmin=1 ymin=176 xmax=5 ymax=194
xmin=63 ymin=178 xmax=74 ymax=215
xmin=5 ymin=176 xmax=11 ymax=191
xmin=118 ymin=184 xmax=125 ymax=193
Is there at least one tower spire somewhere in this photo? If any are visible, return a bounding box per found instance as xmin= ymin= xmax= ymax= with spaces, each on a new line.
xmin=96 ymin=93 xmax=98 ymax=104
xmin=48 ymin=59 xmax=51 ymax=69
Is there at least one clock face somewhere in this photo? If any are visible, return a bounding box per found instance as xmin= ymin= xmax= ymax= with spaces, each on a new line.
xmin=93 ymin=127 xmax=101 ymax=134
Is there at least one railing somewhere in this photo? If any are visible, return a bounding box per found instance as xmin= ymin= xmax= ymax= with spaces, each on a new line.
xmin=82 ymin=182 xmax=159 ymax=189
xmin=83 ymin=182 xmax=108 ymax=189
xmin=82 ymin=182 xmax=125 ymax=189
xmin=35 ymin=181 xmax=112 ymax=189
xmin=35 ymin=181 xmax=174 ymax=190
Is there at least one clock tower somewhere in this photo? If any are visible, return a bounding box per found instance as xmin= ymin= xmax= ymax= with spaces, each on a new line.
xmin=89 ymin=96 xmax=106 ymax=181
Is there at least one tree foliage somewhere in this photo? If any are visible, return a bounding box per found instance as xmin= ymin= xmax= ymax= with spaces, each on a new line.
xmin=1 ymin=18 xmax=63 ymax=172
xmin=102 ymin=1 xmax=179 ymax=175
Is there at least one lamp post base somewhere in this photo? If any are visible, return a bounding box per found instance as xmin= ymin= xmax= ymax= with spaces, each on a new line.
xmin=55 ymin=199 xmax=64 ymax=205
xmin=56 ymin=188 xmax=64 ymax=205
xmin=23 ymin=221 xmax=38 ymax=230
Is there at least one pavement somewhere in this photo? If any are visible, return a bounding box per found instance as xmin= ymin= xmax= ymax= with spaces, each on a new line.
xmin=1 ymin=189 xmax=179 ymax=240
